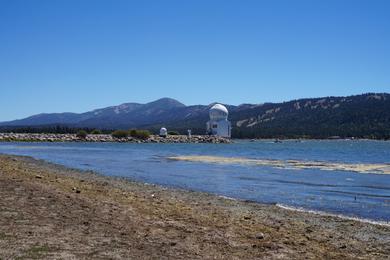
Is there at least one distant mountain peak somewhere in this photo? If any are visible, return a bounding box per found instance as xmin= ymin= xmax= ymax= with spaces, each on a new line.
xmin=0 ymin=97 xmax=188 ymax=128
xmin=147 ymin=97 xmax=186 ymax=108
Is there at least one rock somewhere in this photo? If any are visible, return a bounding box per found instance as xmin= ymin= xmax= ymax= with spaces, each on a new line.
xmin=255 ymin=233 xmax=265 ymax=239
xmin=72 ymin=187 xmax=81 ymax=193
xmin=35 ymin=175 xmax=43 ymax=179
xmin=305 ymin=227 xmax=313 ymax=233
xmin=0 ymin=133 xmax=232 ymax=144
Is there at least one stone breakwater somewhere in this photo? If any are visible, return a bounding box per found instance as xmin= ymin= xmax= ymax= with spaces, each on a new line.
xmin=0 ymin=133 xmax=231 ymax=144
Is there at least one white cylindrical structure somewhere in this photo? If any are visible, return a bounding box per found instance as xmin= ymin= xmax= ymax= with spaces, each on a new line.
xmin=159 ymin=127 xmax=167 ymax=137
xmin=206 ymin=104 xmax=231 ymax=138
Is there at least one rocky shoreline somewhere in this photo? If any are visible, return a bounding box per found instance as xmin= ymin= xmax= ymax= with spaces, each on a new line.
xmin=0 ymin=133 xmax=231 ymax=144
xmin=0 ymin=154 xmax=389 ymax=259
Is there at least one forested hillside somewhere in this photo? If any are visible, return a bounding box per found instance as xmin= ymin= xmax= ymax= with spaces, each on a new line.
xmin=1 ymin=93 xmax=389 ymax=139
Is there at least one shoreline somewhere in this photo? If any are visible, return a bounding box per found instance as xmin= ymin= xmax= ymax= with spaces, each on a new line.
xmin=1 ymin=154 xmax=389 ymax=258
xmin=275 ymin=204 xmax=390 ymax=227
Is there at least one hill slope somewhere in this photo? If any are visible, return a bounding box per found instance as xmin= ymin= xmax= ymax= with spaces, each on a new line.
xmin=1 ymin=93 xmax=389 ymax=139
xmin=0 ymin=98 xmax=185 ymax=129
xmin=229 ymin=93 xmax=390 ymax=139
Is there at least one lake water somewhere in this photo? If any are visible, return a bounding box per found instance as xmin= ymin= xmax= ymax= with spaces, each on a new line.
xmin=1 ymin=140 xmax=390 ymax=222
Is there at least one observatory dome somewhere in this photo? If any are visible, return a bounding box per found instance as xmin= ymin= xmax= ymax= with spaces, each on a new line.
xmin=159 ymin=127 xmax=167 ymax=137
xmin=209 ymin=104 xmax=228 ymax=121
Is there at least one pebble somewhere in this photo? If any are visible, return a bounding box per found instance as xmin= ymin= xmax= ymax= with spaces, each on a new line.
xmin=255 ymin=233 xmax=265 ymax=239
xmin=72 ymin=187 xmax=81 ymax=193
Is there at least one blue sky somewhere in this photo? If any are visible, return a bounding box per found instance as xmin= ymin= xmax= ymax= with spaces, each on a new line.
xmin=0 ymin=0 xmax=389 ymax=121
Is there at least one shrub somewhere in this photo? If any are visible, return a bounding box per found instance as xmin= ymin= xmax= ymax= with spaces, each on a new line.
xmin=129 ymin=129 xmax=137 ymax=137
xmin=76 ymin=130 xmax=88 ymax=139
xmin=129 ymin=129 xmax=151 ymax=140
xmin=111 ymin=130 xmax=129 ymax=139
xmin=168 ymin=131 xmax=180 ymax=135
xmin=137 ymin=130 xmax=151 ymax=139
xmin=91 ymin=129 xmax=102 ymax=135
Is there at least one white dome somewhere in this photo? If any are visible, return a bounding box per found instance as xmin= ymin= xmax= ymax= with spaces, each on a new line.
xmin=209 ymin=104 xmax=228 ymax=121
xmin=159 ymin=127 xmax=167 ymax=136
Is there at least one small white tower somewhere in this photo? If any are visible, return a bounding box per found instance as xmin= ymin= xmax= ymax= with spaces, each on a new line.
xmin=206 ymin=104 xmax=231 ymax=138
xmin=159 ymin=127 xmax=167 ymax=137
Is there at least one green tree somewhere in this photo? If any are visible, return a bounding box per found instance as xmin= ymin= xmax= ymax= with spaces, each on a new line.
xmin=76 ymin=130 xmax=88 ymax=139
xmin=112 ymin=130 xmax=129 ymax=139
xmin=129 ymin=129 xmax=151 ymax=140
xmin=91 ymin=129 xmax=102 ymax=135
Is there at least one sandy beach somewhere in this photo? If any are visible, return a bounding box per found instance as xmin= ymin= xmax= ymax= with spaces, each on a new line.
xmin=0 ymin=154 xmax=389 ymax=259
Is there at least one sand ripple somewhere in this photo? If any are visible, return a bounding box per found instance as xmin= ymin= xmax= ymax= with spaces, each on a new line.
xmin=168 ymin=155 xmax=390 ymax=174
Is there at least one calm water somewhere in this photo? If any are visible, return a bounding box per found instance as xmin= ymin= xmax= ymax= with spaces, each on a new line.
xmin=1 ymin=140 xmax=390 ymax=222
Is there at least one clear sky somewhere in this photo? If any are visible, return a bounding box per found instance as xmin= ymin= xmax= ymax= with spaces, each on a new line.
xmin=0 ymin=0 xmax=389 ymax=121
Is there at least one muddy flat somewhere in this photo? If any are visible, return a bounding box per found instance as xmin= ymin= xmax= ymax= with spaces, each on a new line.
xmin=0 ymin=154 xmax=389 ymax=259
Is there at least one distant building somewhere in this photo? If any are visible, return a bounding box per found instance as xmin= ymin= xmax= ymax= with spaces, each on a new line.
xmin=159 ymin=127 xmax=167 ymax=137
xmin=206 ymin=104 xmax=231 ymax=138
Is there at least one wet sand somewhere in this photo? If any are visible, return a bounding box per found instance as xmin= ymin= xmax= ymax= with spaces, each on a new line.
xmin=168 ymin=155 xmax=390 ymax=174
xmin=0 ymin=154 xmax=389 ymax=259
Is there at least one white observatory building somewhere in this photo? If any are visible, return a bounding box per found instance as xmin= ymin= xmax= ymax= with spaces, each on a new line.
xmin=159 ymin=127 xmax=167 ymax=137
xmin=206 ymin=104 xmax=231 ymax=138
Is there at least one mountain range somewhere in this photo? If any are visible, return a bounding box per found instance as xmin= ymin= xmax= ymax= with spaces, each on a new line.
xmin=1 ymin=93 xmax=389 ymax=139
